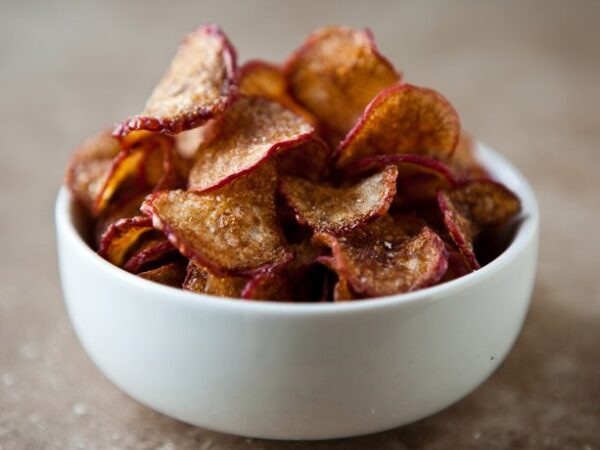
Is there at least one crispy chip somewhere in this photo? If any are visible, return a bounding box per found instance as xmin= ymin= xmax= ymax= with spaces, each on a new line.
xmin=183 ymin=262 xmax=247 ymax=297
xmin=316 ymin=255 xmax=356 ymax=302
xmin=188 ymin=96 xmax=314 ymax=192
xmin=114 ymin=25 xmax=238 ymax=136
xmin=276 ymin=137 xmax=332 ymax=181
xmin=280 ymin=165 xmax=397 ymax=233
xmin=98 ymin=216 xmax=153 ymax=267
xmin=142 ymin=162 xmax=292 ymax=275
xmin=335 ymin=84 xmax=461 ymax=168
xmin=241 ymin=269 xmax=294 ymax=301
xmin=450 ymin=131 xmax=489 ymax=181
xmin=285 ymin=26 xmax=399 ymax=134
xmin=123 ymin=239 xmax=176 ymax=273
xmin=437 ymin=180 xmax=521 ymax=271
xmin=66 ymin=129 xmax=122 ymax=214
xmin=138 ymin=262 xmax=187 ymax=287
xmin=94 ymin=192 xmax=147 ymax=247
xmin=313 ymin=215 xmax=448 ymax=296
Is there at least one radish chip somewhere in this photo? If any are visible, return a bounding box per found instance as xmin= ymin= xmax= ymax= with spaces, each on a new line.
xmin=138 ymin=262 xmax=187 ymax=287
xmin=98 ymin=216 xmax=154 ymax=267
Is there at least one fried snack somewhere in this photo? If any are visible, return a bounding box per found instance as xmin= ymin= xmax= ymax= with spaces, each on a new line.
xmin=276 ymin=137 xmax=332 ymax=181
xmin=280 ymin=166 xmax=398 ymax=233
xmin=188 ymin=96 xmax=314 ymax=192
xmin=98 ymin=216 xmax=154 ymax=267
xmin=285 ymin=26 xmax=399 ymax=134
xmin=335 ymin=84 xmax=460 ymax=168
xmin=313 ymin=215 xmax=448 ymax=296
xmin=142 ymin=163 xmax=292 ymax=275
xmin=450 ymin=131 xmax=489 ymax=181
xmin=437 ymin=180 xmax=521 ymax=271
xmin=138 ymin=262 xmax=187 ymax=287
xmin=114 ymin=25 xmax=238 ymax=136
xmin=183 ymin=262 xmax=248 ymax=297
xmin=123 ymin=239 xmax=175 ymax=273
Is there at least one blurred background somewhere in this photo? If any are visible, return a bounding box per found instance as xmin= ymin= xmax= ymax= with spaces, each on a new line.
xmin=1 ymin=1 xmax=599 ymax=448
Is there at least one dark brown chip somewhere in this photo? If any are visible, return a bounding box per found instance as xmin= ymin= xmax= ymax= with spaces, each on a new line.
xmin=183 ymin=262 xmax=247 ymax=298
xmin=335 ymin=84 xmax=461 ymax=169
xmin=285 ymin=26 xmax=400 ymax=134
xmin=188 ymin=96 xmax=314 ymax=192
xmin=138 ymin=262 xmax=187 ymax=287
xmin=98 ymin=216 xmax=154 ymax=267
xmin=123 ymin=239 xmax=176 ymax=273
xmin=280 ymin=165 xmax=397 ymax=234
xmin=313 ymin=215 xmax=448 ymax=297
xmin=142 ymin=162 xmax=292 ymax=275
xmin=114 ymin=25 xmax=238 ymax=136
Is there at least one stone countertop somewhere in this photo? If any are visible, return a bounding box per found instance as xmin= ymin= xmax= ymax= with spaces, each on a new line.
xmin=1 ymin=1 xmax=599 ymax=448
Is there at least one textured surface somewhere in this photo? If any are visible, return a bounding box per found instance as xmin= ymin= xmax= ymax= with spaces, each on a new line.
xmin=1 ymin=1 xmax=599 ymax=448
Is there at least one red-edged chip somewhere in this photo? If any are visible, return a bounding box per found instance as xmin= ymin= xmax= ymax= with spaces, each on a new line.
xmin=183 ymin=261 xmax=247 ymax=297
xmin=142 ymin=162 xmax=292 ymax=275
xmin=65 ymin=129 xmax=122 ymax=214
xmin=138 ymin=262 xmax=187 ymax=287
xmin=335 ymin=84 xmax=461 ymax=169
xmin=280 ymin=165 xmax=397 ymax=234
xmin=94 ymin=191 xmax=147 ymax=247
xmin=313 ymin=215 xmax=448 ymax=297
xmin=188 ymin=96 xmax=314 ymax=192
xmin=285 ymin=26 xmax=400 ymax=134
xmin=123 ymin=239 xmax=176 ymax=273
xmin=316 ymin=255 xmax=357 ymax=302
xmin=437 ymin=180 xmax=521 ymax=271
xmin=114 ymin=25 xmax=237 ymax=137
xmin=241 ymin=269 xmax=294 ymax=301
xmin=98 ymin=216 xmax=154 ymax=267
xmin=276 ymin=137 xmax=332 ymax=181
xmin=449 ymin=131 xmax=489 ymax=181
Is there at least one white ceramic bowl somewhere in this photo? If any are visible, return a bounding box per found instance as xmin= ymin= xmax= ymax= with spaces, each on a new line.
xmin=56 ymin=142 xmax=539 ymax=440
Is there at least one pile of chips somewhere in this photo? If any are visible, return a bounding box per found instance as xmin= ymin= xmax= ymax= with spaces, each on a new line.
xmin=66 ymin=24 xmax=521 ymax=302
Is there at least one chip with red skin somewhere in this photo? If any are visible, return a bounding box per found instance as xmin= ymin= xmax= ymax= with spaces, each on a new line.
xmin=114 ymin=25 xmax=238 ymax=136
xmin=94 ymin=191 xmax=147 ymax=248
xmin=284 ymin=26 xmax=400 ymax=134
xmin=437 ymin=180 xmax=521 ymax=271
xmin=276 ymin=137 xmax=332 ymax=181
xmin=188 ymin=96 xmax=314 ymax=192
xmin=142 ymin=162 xmax=292 ymax=275
xmin=98 ymin=216 xmax=154 ymax=267
xmin=450 ymin=131 xmax=489 ymax=182
xmin=65 ymin=129 xmax=122 ymax=214
xmin=241 ymin=269 xmax=294 ymax=301
xmin=313 ymin=215 xmax=448 ymax=297
xmin=138 ymin=262 xmax=187 ymax=287
xmin=280 ymin=165 xmax=398 ymax=234
xmin=335 ymin=84 xmax=461 ymax=169
xmin=316 ymin=255 xmax=357 ymax=302
xmin=183 ymin=262 xmax=247 ymax=297
xmin=123 ymin=239 xmax=176 ymax=273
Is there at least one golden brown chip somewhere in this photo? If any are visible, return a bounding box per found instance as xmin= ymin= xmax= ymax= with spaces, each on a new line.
xmin=183 ymin=262 xmax=247 ymax=297
xmin=188 ymin=96 xmax=314 ymax=192
xmin=316 ymin=255 xmax=357 ymax=302
xmin=94 ymin=192 xmax=147 ymax=248
xmin=123 ymin=239 xmax=176 ymax=273
xmin=98 ymin=216 xmax=154 ymax=267
xmin=450 ymin=131 xmax=489 ymax=181
xmin=280 ymin=165 xmax=397 ymax=233
xmin=437 ymin=180 xmax=521 ymax=271
xmin=142 ymin=162 xmax=292 ymax=275
xmin=285 ymin=26 xmax=399 ymax=134
xmin=241 ymin=269 xmax=294 ymax=301
xmin=138 ymin=262 xmax=187 ymax=287
xmin=335 ymin=84 xmax=461 ymax=168
xmin=276 ymin=137 xmax=332 ymax=181
xmin=114 ymin=24 xmax=238 ymax=136
xmin=65 ymin=129 xmax=122 ymax=214
xmin=313 ymin=215 xmax=448 ymax=297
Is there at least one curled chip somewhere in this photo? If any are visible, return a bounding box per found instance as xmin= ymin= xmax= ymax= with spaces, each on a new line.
xmin=277 ymin=137 xmax=332 ymax=181
xmin=335 ymin=84 xmax=461 ymax=168
xmin=138 ymin=262 xmax=187 ymax=287
xmin=98 ymin=216 xmax=153 ymax=267
xmin=123 ymin=239 xmax=175 ymax=273
xmin=188 ymin=96 xmax=314 ymax=192
xmin=241 ymin=269 xmax=294 ymax=301
xmin=66 ymin=129 xmax=122 ymax=214
xmin=437 ymin=180 xmax=521 ymax=271
xmin=285 ymin=26 xmax=399 ymax=134
xmin=316 ymin=255 xmax=356 ymax=302
xmin=450 ymin=132 xmax=489 ymax=181
xmin=280 ymin=165 xmax=398 ymax=233
xmin=183 ymin=262 xmax=247 ymax=297
xmin=114 ymin=24 xmax=238 ymax=136
xmin=142 ymin=162 xmax=292 ymax=275
xmin=94 ymin=192 xmax=147 ymax=246
xmin=313 ymin=215 xmax=448 ymax=297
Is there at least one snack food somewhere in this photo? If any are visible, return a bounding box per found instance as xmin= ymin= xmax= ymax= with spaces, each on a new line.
xmin=65 ymin=24 xmax=522 ymax=301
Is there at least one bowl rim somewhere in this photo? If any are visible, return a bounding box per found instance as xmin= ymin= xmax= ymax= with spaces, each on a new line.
xmin=56 ymin=141 xmax=539 ymax=315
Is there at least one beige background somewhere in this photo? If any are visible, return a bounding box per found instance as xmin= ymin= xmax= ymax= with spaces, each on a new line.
xmin=1 ymin=1 xmax=599 ymax=448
